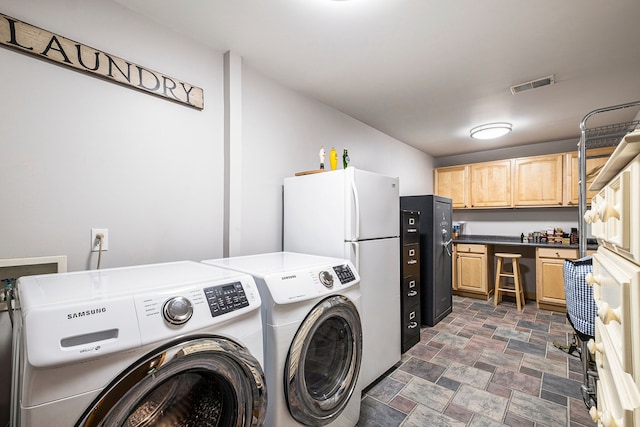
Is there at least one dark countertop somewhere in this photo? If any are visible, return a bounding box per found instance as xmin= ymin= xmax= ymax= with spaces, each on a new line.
xmin=453 ymin=234 xmax=599 ymax=250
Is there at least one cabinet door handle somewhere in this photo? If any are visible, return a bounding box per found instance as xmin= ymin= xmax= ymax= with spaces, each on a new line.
xmin=598 ymin=301 xmax=621 ymax=325
xmin=598 ymin=200 xmax=621 ymax=221
xmin=587 ymin=339 xmax=604 ymax=368
xmin=584 ymin=209 xmax=600 ymax=224
xmin=585 ymin=272 xmax=601 ymax=286
xmin=587 ymin=339 xmax=603 ymax=356
xmin=590 ymin=407 xmax=614 ymax=426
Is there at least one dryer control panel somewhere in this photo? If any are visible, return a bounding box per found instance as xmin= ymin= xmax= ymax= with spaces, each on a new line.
xmin=259 ymin=261 xmax=360 ymax=305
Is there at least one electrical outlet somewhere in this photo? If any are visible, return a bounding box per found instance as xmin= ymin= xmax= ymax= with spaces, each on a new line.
xmin=91 ymin=228 xmax=109 ymax=252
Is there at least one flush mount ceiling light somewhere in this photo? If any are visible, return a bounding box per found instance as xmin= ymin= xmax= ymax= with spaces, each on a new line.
xmin=470 ymin=122 xmax=512 ymax=140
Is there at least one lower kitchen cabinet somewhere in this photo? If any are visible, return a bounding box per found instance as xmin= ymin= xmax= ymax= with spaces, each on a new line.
xmin=451 ymin=242 xmax=597 ymax=309
xmin=535 ymin=247 xmax=580 ymax=311
xmin=453 ymin=244 xmax=493 ymax=300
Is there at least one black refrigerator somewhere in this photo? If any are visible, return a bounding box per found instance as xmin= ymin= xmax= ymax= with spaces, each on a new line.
xmin=400 ymin=195 xmax=453 ymax=326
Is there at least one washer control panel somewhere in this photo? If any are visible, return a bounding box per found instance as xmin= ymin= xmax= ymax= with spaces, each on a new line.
xmin=204 ymin=281 xmax=250 ymax=318
xmin=23 ymin=263 xmax=262 ymax=367
xmin=134 ymin=275 xmax=260 ymax=345
xmin=333 ymin=264 xmax=356 ymax=284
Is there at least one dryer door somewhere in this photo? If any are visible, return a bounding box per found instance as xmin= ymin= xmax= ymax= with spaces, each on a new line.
xmin=77 ymin=336 xmax=266 ymax=427
xmin=285 ymin=295 xmax=362 ymax=426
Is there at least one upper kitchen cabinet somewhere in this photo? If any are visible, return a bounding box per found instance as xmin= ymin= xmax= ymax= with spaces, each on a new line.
xmin=513 ymin=154 xmax=564 ymax=207
xmin=434 ymin=149 xmax=614 ymax=209
xmin=469 ymin=160 xmax=512 ymax=208
xmin=565 ymin=146 xmax=615 ymax=206
xmin=434 ymin=165 xmax=469 ymax=208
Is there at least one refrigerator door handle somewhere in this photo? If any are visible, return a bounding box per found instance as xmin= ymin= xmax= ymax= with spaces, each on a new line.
xmin=349 ymin=241 xmax=360 ymax=272
xmin=350 ymin=175 xmax=360 ymax=241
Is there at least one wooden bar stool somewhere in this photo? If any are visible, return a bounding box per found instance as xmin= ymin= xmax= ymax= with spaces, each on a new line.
xmin=494 ymin=253 xmax=526 ymax=310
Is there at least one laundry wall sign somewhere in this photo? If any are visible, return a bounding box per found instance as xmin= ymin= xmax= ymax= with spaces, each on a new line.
xmin=0 ymin=12 xmax=204 ymax=109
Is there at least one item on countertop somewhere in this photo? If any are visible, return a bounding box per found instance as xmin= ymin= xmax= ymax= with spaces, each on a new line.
xmin=343 ymin=149 xmax=350 ymax=169
xmin=521 ymin=233 xmax=526 ymax=242
xmin=329 ymin=147 xmax=338 ymax=170
xmin=319 ymin=146 xmax=326 ymax=170
xmin=457 ymin=222 xmax=466 ymax=236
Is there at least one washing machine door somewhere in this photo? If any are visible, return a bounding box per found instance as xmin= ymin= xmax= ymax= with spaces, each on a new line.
xmin=285 ymin=295 xmax=362 ymax=426
xmin=77 ymin=336 xmax=266 ymax=427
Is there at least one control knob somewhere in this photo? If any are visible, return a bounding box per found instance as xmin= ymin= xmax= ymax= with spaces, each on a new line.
xmin=163 ymin=296 xmax=193 ymax=325
xmin=319 ymin=271 xmax=334 ymax=288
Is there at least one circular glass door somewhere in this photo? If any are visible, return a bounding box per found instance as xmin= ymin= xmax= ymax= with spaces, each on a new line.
xmin=285 ymin=295 xmax=362 ymax=426
xmin=77 ymin=336 xmax=267 ymax=427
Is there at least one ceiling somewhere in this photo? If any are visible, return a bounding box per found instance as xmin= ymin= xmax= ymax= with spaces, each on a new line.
xmin=116 ymin=0 xmax=640 ymax=157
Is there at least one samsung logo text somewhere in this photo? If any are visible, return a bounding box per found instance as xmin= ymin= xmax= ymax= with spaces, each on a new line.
xmin=67 ymin=307 xmax=107 ymax=319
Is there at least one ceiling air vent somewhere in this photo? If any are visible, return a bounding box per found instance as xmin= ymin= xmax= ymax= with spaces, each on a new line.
xmin=510 ymin=75 xmax=555 ymax=95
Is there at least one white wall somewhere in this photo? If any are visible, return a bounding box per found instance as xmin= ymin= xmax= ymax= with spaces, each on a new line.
xmin=240 ymin=66 xmax=435 ymax=255
xmin=0 ymin=1 xmax=225 ymax=423
xmin=453 ymin=209 xmax=580 ymax=237
xmin=0 ymin=4 xmax=435 ymax=419
xmin=0 ymin=0 xmax=225 ymax=271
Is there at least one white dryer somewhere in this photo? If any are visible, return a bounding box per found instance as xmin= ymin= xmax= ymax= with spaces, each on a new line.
xmin=203 ymin=252 xmax=362 ymax=427
xmin=10 ymin=261 xmax=267 ymax=427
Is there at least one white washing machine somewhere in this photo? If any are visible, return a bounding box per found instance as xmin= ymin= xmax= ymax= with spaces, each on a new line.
xmin=10 ymin=261 xmax=267 ymax=427
xmin=203 ymin=252 xmax=362 ymax=427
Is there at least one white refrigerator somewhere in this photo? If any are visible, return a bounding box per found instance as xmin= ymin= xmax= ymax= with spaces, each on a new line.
xmin=283 ymin=167 xmax=400 ymax=388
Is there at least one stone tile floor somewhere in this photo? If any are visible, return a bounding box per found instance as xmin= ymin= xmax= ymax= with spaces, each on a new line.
xmin=357 ymin=295 xmax=596 ymax=427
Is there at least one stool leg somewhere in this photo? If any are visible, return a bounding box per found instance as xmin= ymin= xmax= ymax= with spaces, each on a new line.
xmin=517 ymin=260 xmax=525 ymax=308
xmin=494 ymin=257 xmax=503 ymax=306
xmin=512 ymin=258 xmax=522 ymax=311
